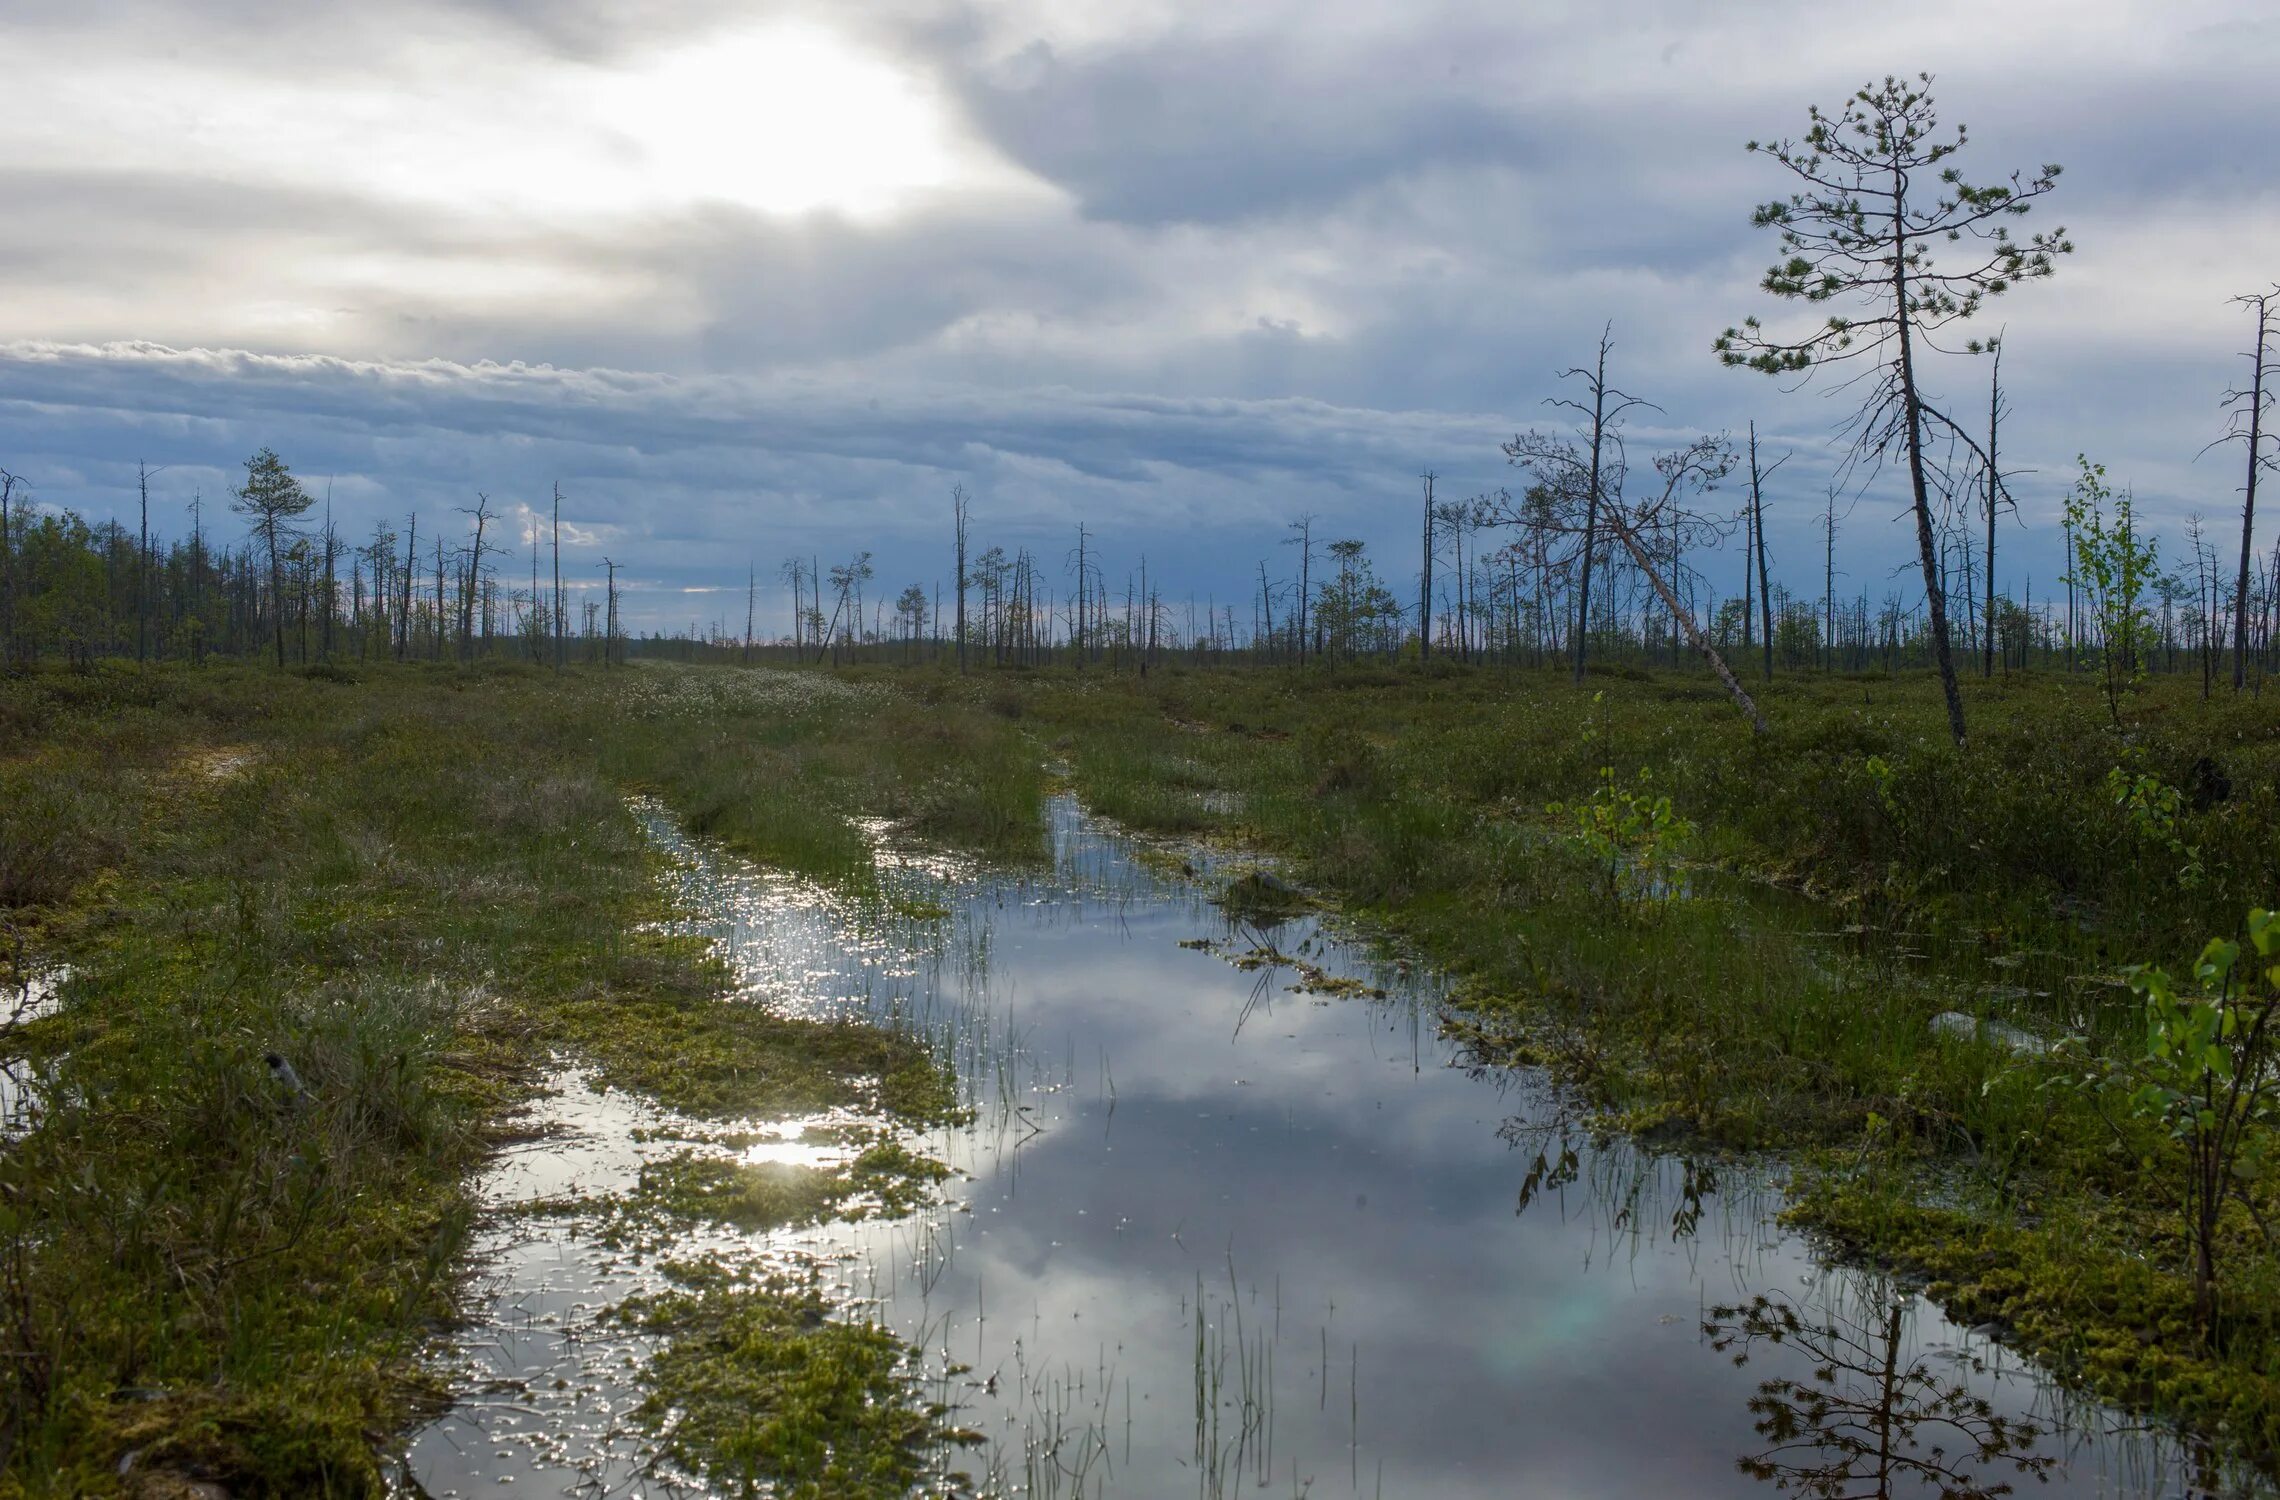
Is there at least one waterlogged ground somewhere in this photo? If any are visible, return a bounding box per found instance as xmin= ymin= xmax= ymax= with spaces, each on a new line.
xmin=407 ymin=797 xmax=2251 ymax=1498
xmin=1 ymin=964 xmax=71 ymax=1140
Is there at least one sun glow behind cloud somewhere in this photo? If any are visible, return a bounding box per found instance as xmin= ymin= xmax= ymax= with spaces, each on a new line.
xmin=11 ymin=20 xmax=1002 ymax=225
xmin=5 ymin=0 xmax=2275 ymax=630
xmin=597 ymin=25 xmax=971 ymax=217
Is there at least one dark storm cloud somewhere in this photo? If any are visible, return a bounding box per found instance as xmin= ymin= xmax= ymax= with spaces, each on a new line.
xmin=0 ymin=341 xmax=1514 ymax=627
xmin=951 ymin=32 xmax=1537 ymax=226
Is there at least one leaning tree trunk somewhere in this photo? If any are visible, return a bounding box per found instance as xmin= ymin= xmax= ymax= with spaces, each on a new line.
xmin=1598 ymin=506 xmax=1769 ymax=734
xmin=1750 ymin=423 xmax=1774 ymax=681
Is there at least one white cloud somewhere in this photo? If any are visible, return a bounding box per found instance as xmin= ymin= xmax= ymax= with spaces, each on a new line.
xmin=0 ymin=0 xmax=2273 ymax=629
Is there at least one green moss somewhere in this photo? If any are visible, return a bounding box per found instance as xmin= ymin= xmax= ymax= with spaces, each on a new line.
xmin=844 ymin=1137 xmax=954 ymax=1217
xmin=634 ymin=1154 xmax=852 ymax=1232
xmin=1214 ymin=867 xmax=1312 ymax=926
xmin=1793 ymin=1165 xmax=2280 ymax=1471
xmin=0 ymin=662 xmax=994 ymax=1494
xmin=617 ymin=1265 xmax=971 ymax=1498
xmin=593 ymin=1136 xmax=948 ymax=1240
xmin=544 ymin=940 xmax=961 ymax=1125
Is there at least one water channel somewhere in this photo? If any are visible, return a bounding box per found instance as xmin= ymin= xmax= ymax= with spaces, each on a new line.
xmin=406 ymin=795 xmax=2252 ymax=1498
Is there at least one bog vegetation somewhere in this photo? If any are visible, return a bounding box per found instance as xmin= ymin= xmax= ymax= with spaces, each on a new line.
xmin=0 ymin=69 xmax=2276 ymax=1496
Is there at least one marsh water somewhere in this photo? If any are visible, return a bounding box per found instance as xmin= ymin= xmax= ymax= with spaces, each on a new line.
xmin=406 ymin=797 xmax=2249 ymax=1498
xmin=1 ymin=966 xmax=70 ymax=1141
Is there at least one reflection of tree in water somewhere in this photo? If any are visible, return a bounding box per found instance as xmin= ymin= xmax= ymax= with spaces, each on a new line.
xmin=1703 ymin=1289 xmax=2055 ymax=1498
xmin=1504 ymin=1119 xmax=1721 ymax=1247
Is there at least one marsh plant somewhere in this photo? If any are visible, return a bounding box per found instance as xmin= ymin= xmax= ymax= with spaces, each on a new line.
xmin=1549 ymin=765 xmax=1696 ymax=912
xmin=2106 ymin=765 xmax=2203 ymax=889
xmin=1861 ymin=754 xmax=1903 ymax=826
xmin=2117 ymin=910 xmax=2280 ymax=1341
xmin=2045 ymin=906 xmax=2280 ymax=1342
xmin=2064 ymin=455 xmax=2161 ymax=725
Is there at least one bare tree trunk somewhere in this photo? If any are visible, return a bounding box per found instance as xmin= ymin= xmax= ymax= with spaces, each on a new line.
xmin=551 ymin=482 xmax=564 ymax=671
xmin=1419 ymin=472 xmax=1434 ymax=660
xmin=2 ymin=471 xmax=20 ymax=668
xmin=322 ymin=511 xmax=337 ymax=662
xmin=2235 ymin=293 xmax=2270 ymax=692
xmin=458 ymin=493 xmax=491 ymax=663
xmin=1984 ymin=344 xmax=2003 ymax=678
xmin=137 ymin=461 xmax=151 ymax=664
xmin=1573 ymin=332 xmax=1614 ymax=684
xmin=1895 ymin=251 xmax=1969 ymax=746
xmin=953 ymin=486 xmax=970 ymax=674
xmin=265 ymin=515 xmax=287 ymax=669
xmin=1749 ymin=423 xmax=1774 ymax=680
xmin=398 ymin=513 xmax=416 ymax=661
xmin=1600 ymin=505 xmax=1769 ymax=733
xmin=433 ymin=535 xmax=446 ymax=663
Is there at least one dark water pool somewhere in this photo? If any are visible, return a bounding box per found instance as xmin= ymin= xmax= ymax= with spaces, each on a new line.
xmin=406 ymin=796 xmax=2249 ymax=1498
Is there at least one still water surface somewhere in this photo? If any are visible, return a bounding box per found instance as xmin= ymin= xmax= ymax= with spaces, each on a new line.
xmin=407 ymin=797 xmax=2244 ymax=1497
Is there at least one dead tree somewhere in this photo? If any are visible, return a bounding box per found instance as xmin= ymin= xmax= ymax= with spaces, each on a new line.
xmin=137 ymin=460 xmax=160 ymax=663
xmin=1418 ymin=471 xmax=1436 ymax=660
xmin=1744 ymin=423 xmax=1785 ymax=679
xmin=0 ymin=469 xmax=22 ymax=666
xmin=1283 ymin=515 xmax=1315 ymax=664
xmin=457 ymin=492 xmax=495 ymax=662
xmin=550 ymin=483 xmax=565 ymax=670
xmin=1505 ymin=325 xmax=1651 ymax=683
xmin=1507 ymin=432 xmax=1768 ymax=732
xmin=2208 ymin=288 xmax=2277 ymax=692
xmin=742 ymin=561 xmax=756 ymax=666
xmin=600 ymin=556 xmax=620 ymax=667
xmin=321 ymin=486 xmax=339 ymax=662
xmin=398 ymin=512 xmax=417 ymax=661
xmin=952 ymin=485 xmax=971 ymax=673
xmin=1977 ymin=338 xmax=2024 ymax=678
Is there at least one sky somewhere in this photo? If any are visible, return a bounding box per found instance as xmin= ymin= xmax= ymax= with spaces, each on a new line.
xmin=2 ymin=0 xmax=2274 ymax=636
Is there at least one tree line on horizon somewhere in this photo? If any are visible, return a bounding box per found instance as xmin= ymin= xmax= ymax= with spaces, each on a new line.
xmin=1 ymin=78 xmax=2272 ymax=729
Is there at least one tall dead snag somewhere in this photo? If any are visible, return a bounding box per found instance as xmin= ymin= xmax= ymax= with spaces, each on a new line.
xmin=1745 ymin=422 xmax=1784 ymax=680
xmin=952 ymin=484 xmax=970 ymax=674
xmin=599 ymin=556 xmax=620 ymax=666
xmin=550 ymin=482 xmax=565 ymax=671
xmin=1283 ymin=515 xmax=1315 ymax=663
xmin=137 ymin=461 xmax=155 ymax=663
xmin=1502 ymin=326 xmax=1650 ymax=683
xmin=1067 ymin=522 xmax=1096 ymax=667
xmin=457 ymin=491 xmax=494 ymax=662
xmin=1558 ymin=326 xmax=1644 ymax=684
xmin=743 ymin=562 xmax=756 ymax=666
xmin=398 ymin=512 xmax=417 ymax=661
xmin=1418 ymin=471 xmax=1436 ymax=660
xmin=1978 ymin=338 xmax=2020 ymax=678
xmin=2210 ymin=288 xmax=2277 ymax=692
xmin=1717 ymin=73 xmax=2069 ymax=748
xmin=1 ymin=469 xmax=22 ymax=667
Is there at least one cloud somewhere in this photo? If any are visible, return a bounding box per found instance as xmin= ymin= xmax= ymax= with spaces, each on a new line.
xmin=0 ymin=340 xmax=1522 ymax=628
xmin=0 ymin=0 xmax=2272 ymax=637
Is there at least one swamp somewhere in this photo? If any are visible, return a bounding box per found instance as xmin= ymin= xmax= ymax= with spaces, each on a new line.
xmin=4 ymin=11 xmax=2279 ymax=1497
xmin=3 ymin=656 xmax=2278 ymax=1498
